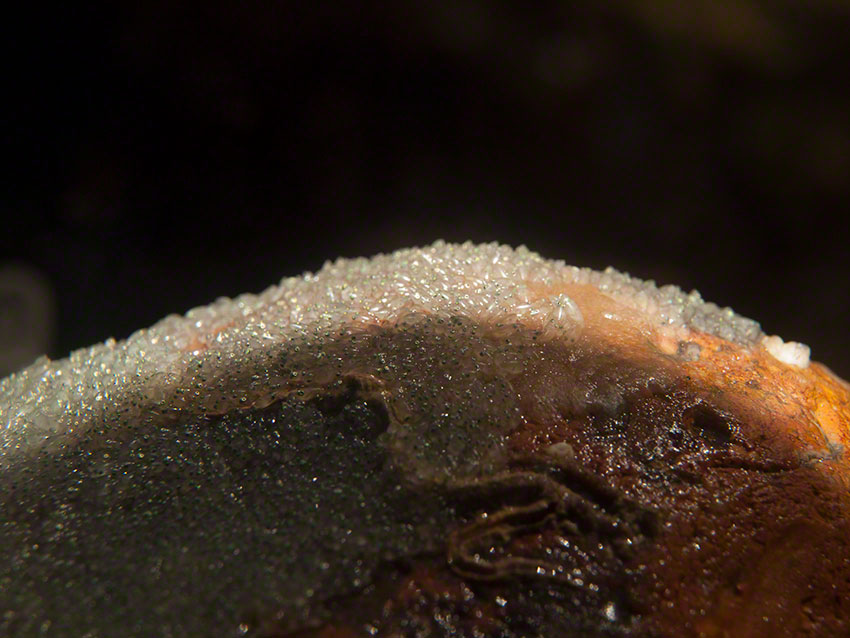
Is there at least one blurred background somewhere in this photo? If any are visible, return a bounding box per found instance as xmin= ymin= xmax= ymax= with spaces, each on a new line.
xmin=2 ymin=1 xmax=849 ymax=378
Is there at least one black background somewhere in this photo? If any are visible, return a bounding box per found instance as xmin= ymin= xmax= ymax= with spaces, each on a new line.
xmin=3 ymin=2 xmax=850 ymax=377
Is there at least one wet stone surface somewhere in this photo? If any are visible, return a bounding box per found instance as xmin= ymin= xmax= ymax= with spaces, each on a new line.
xmin=0 ymin=317 xmax=848 ymax=637
xmin=0 ymin=389 xmax=456 ymax=637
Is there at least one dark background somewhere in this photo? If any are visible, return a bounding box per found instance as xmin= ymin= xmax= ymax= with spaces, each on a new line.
xmin=3 ymin=2 xmax=849 ymax=378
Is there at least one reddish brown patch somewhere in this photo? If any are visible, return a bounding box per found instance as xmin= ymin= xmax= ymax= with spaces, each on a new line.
xmin=502 ymin=363 xmax=850 ymax=637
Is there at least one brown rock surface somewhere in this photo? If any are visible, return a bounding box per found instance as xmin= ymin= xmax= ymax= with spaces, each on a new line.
xmin=1 ymin=243 xmax=847 ymax=637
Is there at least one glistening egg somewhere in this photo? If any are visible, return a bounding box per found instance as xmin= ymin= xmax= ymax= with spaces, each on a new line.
xmin=1 ymin=242 xmax=848 ymax=637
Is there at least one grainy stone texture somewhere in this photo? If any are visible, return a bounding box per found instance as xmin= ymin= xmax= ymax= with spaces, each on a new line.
xmin=0 ymin=243 xmax=845 ymax=638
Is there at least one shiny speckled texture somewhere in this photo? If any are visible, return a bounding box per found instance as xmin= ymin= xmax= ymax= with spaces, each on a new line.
xmin=0 ymin=241 xmax=774 ymax=463
xmin=1 ymin=243 xmax=848 ymax=637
